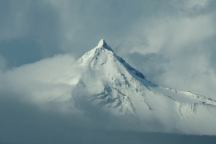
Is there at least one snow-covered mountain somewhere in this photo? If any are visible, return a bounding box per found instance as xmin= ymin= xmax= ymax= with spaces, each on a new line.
xmin=2 ymin=39 xmax=216 ymax=134
xmin=70 ymin=39 xmax=216 ymax=134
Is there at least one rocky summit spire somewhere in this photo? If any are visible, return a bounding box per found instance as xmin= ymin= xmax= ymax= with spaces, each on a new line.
xmin=96 ymin=39 xmax=113 ymax=51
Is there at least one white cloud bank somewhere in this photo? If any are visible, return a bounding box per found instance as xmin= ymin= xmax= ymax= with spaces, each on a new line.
xmin=0 ymin=54 xmax=149 ymax=133
xmin=0 ymin=55 xmax=78 ymax=111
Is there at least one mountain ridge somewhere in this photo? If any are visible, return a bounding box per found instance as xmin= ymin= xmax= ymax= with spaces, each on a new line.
xmin=2 ymin=39 xmax=216 ymax=135
xmin=69 ymin=39 xmax=216 ymax=134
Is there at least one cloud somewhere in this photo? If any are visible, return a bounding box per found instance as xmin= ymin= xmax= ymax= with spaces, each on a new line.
xmin=0 ymin=54 xmax=139 ymax=129
xmin=1 ymin=53 xmax=216 ymax=143
xmin=0 ymin=54 xmax=77 ymax=106
xmin=123 ymin=14 xmax=215 ymax=55
xmin=0 ymin=0 xmax=30 ymax=40
xmin=0 ymin=0 xmax=62 ymax=68
xmin=171 ymin=0 xmax=211 ymax=14
xmin=182 ymin=0 xmax=210 ymax=10
xmin=0 ymin=94 xmax=214 ymax=144
xmin=121 ymin=0 xmax=216 ymax=98
xmin=0 ymin=0 xmax=216 ymax=140
xmin=0 ymin=54 xmax=158 ymax=144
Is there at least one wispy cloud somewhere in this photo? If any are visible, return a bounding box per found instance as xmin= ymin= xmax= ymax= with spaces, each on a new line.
xmin=0 ymin=1 xmax=216 ymax=141
xmin=124 ymin=14 xmax=215 ymax=55
xmin=121 ymin=0 xmax=216 ymax=97
xmin=182 ymin=0 xmax=210 ymax=10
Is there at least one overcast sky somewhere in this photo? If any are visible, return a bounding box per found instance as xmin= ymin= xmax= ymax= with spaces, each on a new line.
xmin=1 ymin=0 xmax=216 ymax=143
xmin=0 ymin=0 xmax=216 ymax=97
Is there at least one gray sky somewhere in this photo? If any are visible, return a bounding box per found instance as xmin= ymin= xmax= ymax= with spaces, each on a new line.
xmin=1 ymin=0 xmax=216 ymax=97
xmin=0 ymin=0 xmax=179 ymax=63
xmin=1 ymin=0 xmax=216 ymax=143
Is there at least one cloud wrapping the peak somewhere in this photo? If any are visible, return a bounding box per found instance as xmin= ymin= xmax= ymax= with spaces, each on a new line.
xmin=1 ymin=1 xmax=216 ymax=142
xmin=120 ymin=0 xmax=216 ymax=97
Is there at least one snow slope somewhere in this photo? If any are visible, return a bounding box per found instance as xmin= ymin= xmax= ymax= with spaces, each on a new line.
xmin=2 ymin=39 xmax=216 ymax=134
xmin=71 ymin=39 xmax=216 ymax=134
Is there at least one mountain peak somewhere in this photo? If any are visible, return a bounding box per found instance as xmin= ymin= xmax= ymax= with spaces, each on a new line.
xmin=96 ymin=39 xmax=113 ymax=51
xmin=97 ymin=39 xmax=106 ymax=47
